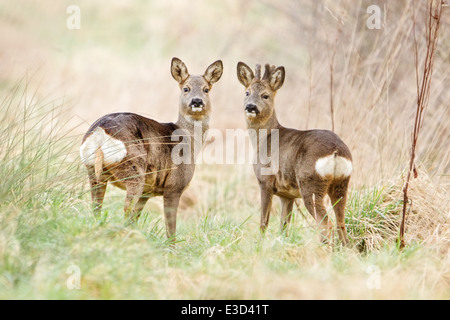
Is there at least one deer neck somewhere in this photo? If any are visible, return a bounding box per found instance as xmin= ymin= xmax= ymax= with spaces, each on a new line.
xmin=247 ymin=109 xmax=281 ymax=132
xmin=176 ymin=114 xmax=209 ymax=139
xmin=247 ymin=110 xmax=282 ymax=153
xmin=175 ymin=114 xmax=209 ymax=162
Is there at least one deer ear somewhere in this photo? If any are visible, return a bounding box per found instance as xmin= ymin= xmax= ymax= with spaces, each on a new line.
xmin=269 ymin=66 xmax=285 ymax=91
xmin=237 ymin=62 xmax=254 ymax=88
xmin=204 ymin=60 xmax=223 ymax=85
xmin=171 ymin=57 xmax=189 ymax=84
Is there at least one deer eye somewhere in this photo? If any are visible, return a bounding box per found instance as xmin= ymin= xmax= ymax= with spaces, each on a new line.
xmin=183 ymin=87 xmax=190 ymax=93
xmin=245 ymin=91 xmax=250 ymax=97
xmin=262 ymin=94 xmax=270 ymax=100
xmin=204 ymin=88 xmax=209 ymax=93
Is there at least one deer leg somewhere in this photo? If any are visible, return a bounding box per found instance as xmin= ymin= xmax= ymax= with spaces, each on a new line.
xmin=300 ymin=182 xmax=331 ymax=244
xmin=279 ymin=197 xmax=294 ymax=235
xmin=123 ymin=177 xmax=145 ymax=223
xmin=328 ymin=178 xmax=350 ymax=246
xmin=109 ymin=157 xmax=147 ymax=223
xmin=91 ymin=182 xmax=107 ymax=217
xmin=260 ymin=186 xmax=273 ymax=234
xmin=163 ymin=191 xmax=181 ymax=242
xmin=129 ymin=194 xmax=150 ymax=223
xmin=87 ymin=166 xmax=108 ymax=218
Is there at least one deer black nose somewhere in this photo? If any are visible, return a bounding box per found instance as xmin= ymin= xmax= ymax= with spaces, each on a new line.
xmin=245 ymin=104 xmax=259 ymax=113
xmin=190 ymin=98 xmax=204 ymax=107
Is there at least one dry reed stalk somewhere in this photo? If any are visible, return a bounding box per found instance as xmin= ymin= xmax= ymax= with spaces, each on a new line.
xmin=324 ymin=5 xmax=343 ymax=133
xmin=329 ymin=49 xmax=336 ymax=132
xmin=399 ymin=0 xmax=444 ymax=249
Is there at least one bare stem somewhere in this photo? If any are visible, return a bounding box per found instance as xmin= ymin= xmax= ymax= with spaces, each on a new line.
xmin=399 ymin=0 xmax=443 ymax=249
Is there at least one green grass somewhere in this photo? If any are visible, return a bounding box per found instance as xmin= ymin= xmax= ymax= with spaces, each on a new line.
xmin=2 ymin=195 xmax=448 ymax=299
xmin=0 ymin=84 xmax=449 ymax=300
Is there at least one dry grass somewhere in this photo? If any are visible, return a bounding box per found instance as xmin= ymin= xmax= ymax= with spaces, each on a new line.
xmin=1 ymin=1 xmax=448 ymax=188
xmin=345 ymin=167 xmax=450 ymax=253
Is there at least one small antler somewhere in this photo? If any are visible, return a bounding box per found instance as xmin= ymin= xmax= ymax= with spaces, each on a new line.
xmin=255 ymin=64 xmax=262 ymax=80
xmin=262 ymin=64 xmax=276 ymax=81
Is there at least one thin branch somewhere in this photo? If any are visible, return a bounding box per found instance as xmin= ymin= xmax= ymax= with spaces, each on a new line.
xmin=399 ymin=0 xmax=443 ymax=249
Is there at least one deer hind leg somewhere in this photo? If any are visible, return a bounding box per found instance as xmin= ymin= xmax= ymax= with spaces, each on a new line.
xmin=87 ymin=166 xmax=108 ymax=218
xmin=299 ymin=180 xmax=331 ymax=244
xmin=328 ymin=178 xmax=350 ymax=246
xmin=279 ymin=197 xmax=294 ymax=235
xmin=111 ymin=159 xmax=147 ymax=223
xmin=122 ymin=176 xmax=146 ymax=223
xmin=131 ymin=195 xmax=150 ymax=222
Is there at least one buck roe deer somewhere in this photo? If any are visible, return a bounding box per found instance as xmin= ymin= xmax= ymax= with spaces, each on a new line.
xmin=237 ymin=62 xmax=352 ymax=245
xmin=80 ymin=57 xmax=223 ymax=240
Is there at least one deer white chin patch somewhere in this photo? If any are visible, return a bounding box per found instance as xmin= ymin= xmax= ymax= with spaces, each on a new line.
xmin=246 ymin=111 xmax=257 ymax=118
xmin=80 ymin=127 xmax=127 ymax=166
xmin=191 ymin=107 xmax=203 ymax=112
xmin=315 ymin=153 xmax=352 ymax=178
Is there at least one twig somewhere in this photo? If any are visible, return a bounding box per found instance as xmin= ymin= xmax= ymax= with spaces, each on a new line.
xmin=399 ymin=0 xmax=443 ymax=249
xmin=329 ymin=48 xmax=336 ymax=132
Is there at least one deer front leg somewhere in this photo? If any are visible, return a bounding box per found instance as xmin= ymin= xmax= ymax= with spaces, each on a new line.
xmin=259 ymin=186 xmax=273 ymax=234
xmin=279 ymin=197 xmax=294 ymax=235
xmin=163 ymin=191 xmax=181 ymax=242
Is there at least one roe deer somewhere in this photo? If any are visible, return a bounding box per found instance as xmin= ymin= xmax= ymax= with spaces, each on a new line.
xmin=80 ymin=57 xmax=223 ymax=240
xmin=237 ymin=62 xmax=352 ymax=245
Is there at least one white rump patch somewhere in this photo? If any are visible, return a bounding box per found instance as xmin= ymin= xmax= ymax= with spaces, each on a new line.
xmin=80 ymin=127 xmax=127 ymax=165
xmin=315 ymin=153 xmax=352 ymax=178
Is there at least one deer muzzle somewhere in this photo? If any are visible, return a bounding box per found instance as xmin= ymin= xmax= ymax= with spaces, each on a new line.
xmin=189 ymin=98 xmax=204 ymax=112
xmin=245 ymin=104 xmax=260 ymax=118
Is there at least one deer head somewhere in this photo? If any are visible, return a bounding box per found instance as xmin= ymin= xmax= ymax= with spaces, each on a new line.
xmin=237 ymin=62 xmax=285 ymax=126
xmin=172 ymin=58 xmax=223 ymax=122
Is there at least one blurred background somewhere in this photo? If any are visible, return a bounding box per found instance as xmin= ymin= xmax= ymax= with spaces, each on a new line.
xmin=0 ymin=0 xmax=449 ymax=188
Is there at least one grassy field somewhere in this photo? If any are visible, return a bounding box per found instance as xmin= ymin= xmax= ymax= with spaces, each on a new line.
xmin=0 ymin=1 xmax=449 ymax=299
xmin=0 ymin=81 xmax=448 ymax=300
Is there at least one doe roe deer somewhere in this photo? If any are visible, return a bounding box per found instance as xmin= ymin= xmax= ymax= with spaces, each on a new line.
xmin=237 ymin=62 xmax=352 ymax=245
xmin=80 ymin=57 xmax=223 ymax=240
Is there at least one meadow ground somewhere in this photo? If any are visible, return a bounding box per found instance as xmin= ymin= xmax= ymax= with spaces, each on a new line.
xmin=0 ymin=1 xmax=449 ymax=299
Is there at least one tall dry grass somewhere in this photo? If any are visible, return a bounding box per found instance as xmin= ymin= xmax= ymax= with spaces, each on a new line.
xmin=399 ymin=0 xmax=444 ymax=248
xmin=0 ymin=0 xmax=448 ymax=189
